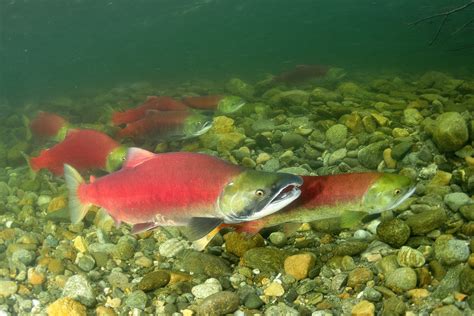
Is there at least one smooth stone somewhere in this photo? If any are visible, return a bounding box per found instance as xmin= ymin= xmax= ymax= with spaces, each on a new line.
xmin=196 ymin=291 xmax=240 ymax=316
xmin=242 ymin=247 xmax=286 ymax=273
xmin=224 ymin=232 xmax=265 ymax=257
xmin=460 ymin=204 xmax=474 ymax=221
xmin=281 ymin=133 xmax=306 ymax=149
xmin=385 ymin=267 xmax=417 ymax=293
xmin=47 ymin=297 xmax=86 ymax=316
xmin=443 ymin=192 xmax=472 ymax=211
xmin=434 ymin=236 xmax=470 ymax=266
xmin=264 ymin=303 xmax=299 ymax=316
xmin=396 ymin=246 xmax=425 ymax=268
xmin=334 ymin=241 xmax=368 ymax=256
xmin=243 ymin=292 xmax=264 ymax=309
xmin=391 ymin=141 xmax=412 ymax=160
xmin=124 ymin=290 xmax=148 ymax=310
xmin=347 ymin=267 xmax=374 ymax=288
xmin=431 ymin=305 xmax=463 ymax=316
xmin=382 ymin=297 xmax=406 ymax=316
xmin=176 ymin=250 xmax=231 ymax=277
xmin=159 ymin=238 xmax=189 ymax=258
xmin=326 ymin=124 xmax=348 ymax=148
xmin=107 ymin=271 xmax=130 ymax=291
xmin=351 ymin=300 xmax=375 ymax=316
xmin=358 ymin=140 xmax=389 ymax=169
xmin=403 ymin=108 xmax=424 ymax=126
xmin=284 ymin=253 xmax=316 ymax=280
xmin=62 ymin=275 xmax=96 ymax=307
xmin=269 ymin=232 xmax=287 ymax=247
xmin=376 ymin=218 xmax=411 ymax=248
xmin=191 ymin=278 xmax=222 ymax=299
xmin=459 ymin=266 xmax=474 ymax=295
xmin=433 ymin=112 xmax=469 ymax=152
xmin=0 ymin=280 xmax=18 ymax=297
xmin=264 ymin=282 xmax=285 ymax=297
xmin=432 ymin=264 xmax=464 ymax=299
xmin=405 ymin=208 xmax=447 ymax=235
xmin=328 ymin=148 xmax=347 ymax=165
xmin=138 ymin=270 xmax=171 ymax=291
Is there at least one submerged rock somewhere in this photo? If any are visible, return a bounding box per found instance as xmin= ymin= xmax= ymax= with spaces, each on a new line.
xmin=196 ymin=291 xmax=240 ymax=316
xmin=376 ymin=218 xmax=411 ymax=248
xmin=62 ymin=275 xmax=96 ymax=307
xmin=432 ymin=112 xmax=468 ymax=152
xmin=241 ymin=247 xmax=286 ymax=273
xmin=175 ymin=250 xmax=231 ymax=277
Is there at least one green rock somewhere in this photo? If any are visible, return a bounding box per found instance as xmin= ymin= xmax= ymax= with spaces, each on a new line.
xmin=107 ymin=271 xmax=130 ymax=290
xmin=7 ymin=142 xmax=29 ymax=165
xmin=0 ymin=280 xmax=18 ymax=297
xmin=431 ymin=305 xmax=463 ymax=316
xmin=112 ymin=237 xmax=136 ymax=260
xmin=138 ymin=270 xmax=171 ymax=291
xmin=403 ymin=108 xmax=424 ymax=126
xmin=197 ymin=291 xmax=240 ymax=316
xmin=391 ymin=142 xmax=412 ymax=160
xmin=278 ymin=90 xmax=310 ymax=107
xmin=443 ymin=192 xmax=472 ymax=212
xmin=251 ymin=119 xmax=275 ymax=133
xmin=281 ymin=133 xmax=306 ymax=149
xmin=175 ymin=250 xmax=231 ymax=277
xmin=405 ymin=207 xmax=447 ymax=235
xmin=325 ymin=124 xmax=348 ymax=149
xmin=434 ymin=236 xmax=469 ymax=266
xmin=224 ymin=232 xmax=265 ymax=257
xmin=460 ymin=204 xmax=474 ymax=221
xmin=241 ymin=247 xmax=286 ymax=273
xmin=376 ymin=218 xmax=411 ymax=248
xmin=385 ymin=267 xmax=417 ymax=293
xmin=459 ymin=266 xmax=474 ymax=295
xmin=333 ymin=241 xmax=368 ymax=256
xmin=62 ymin=275 xmax=96 ymax=307
xmin=432 ymin=264 xmax=464 ymax=299
xmin=311 ymin=87 xmax=342 ymax=102
xmin=358 ymin=140 xmax=389 ymax=169
xmin=433 ymin=112 xmax=468 ymax=152
xmin=125 ymin=290 xmax=148 ymax=310
xmin=244 ymin=292 xmax=264 ymax=309
xmin=268 ymin=232 xmax=287 ymax=247
xmin=382 ymin=296 xmax=406 ymax=316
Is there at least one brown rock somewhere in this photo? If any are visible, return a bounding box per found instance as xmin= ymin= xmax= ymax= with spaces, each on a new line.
xmin=351 ymin=300 xmax=375 ymax=316
xmin=96 ymin=306 xmax=116 ymax=316
xmin=347 ymin=267 xmax=374 ymax=288
xmin=47 ymin=297 xmax=86 ymax=316
xmin=28 ymin=268 xmax=46 ymax=285
xmin=224 ymin=232 xmax=264 ymax=257
xmin=284 ymin=253 xmax=316 ymax=280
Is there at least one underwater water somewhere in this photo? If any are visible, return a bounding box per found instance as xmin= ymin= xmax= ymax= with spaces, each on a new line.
xmin=0 ymin=0 xmax=474 ymax=315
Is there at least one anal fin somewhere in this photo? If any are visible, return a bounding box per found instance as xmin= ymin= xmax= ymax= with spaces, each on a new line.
xmin=131 ymin=222 xmax=160 ymax=234
xmin=192 ymin=225 xmax=223 ymax=251
xmin=181 ymin=217 xmax=223 ymax=241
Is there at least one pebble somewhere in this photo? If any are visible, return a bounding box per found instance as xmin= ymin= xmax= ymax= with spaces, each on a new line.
xmin=329 ymin=148 xmax=347 ymax=165
xmin=268 ymin=232 xmax=287 ymax=247
xmin=358 ymin=140 xmax=389 ymax=169
xmin=431 ymin=304 xmax=463 ymax=316
xmin=264 ymin=303 xmax=299 ymax=316
xmin=137 ymin=270 xmax=170 ymax=291
xmin=241 ymin=247 xmax=286 ymax=273
xmin=382 ymin=297 xmax=406 ymax=315
xmin=244 ymin=292 xmax=264 ymax=309
xmin=432 ymin=112 xmax=468 ymax=152
xmin=75 ymin=254 xmax=95 ymax=272
xmin=158 ymin=238 xmax=189 ymax=258
xmin=175 ymin=250 xmax=231 ymax=277
xmin=376 ymin=218 xmax=411 ymax=248
xmin=392 ymin=127 xmax=410 ymax=138
xmin=107 ymin=271 xmax=130 ymax=290
xmin=434 ymin=235 xmax=470 ymax=266
xmin=326 ymin=124 xmax=348 ymax=148
xmin=0 ymin=280 xmax=18 ymax=296
xmin=363 ymin=287 xmax=382 ymax=302
xmin=11 ymin=248 xmax=35 ymax=266
xmin=47 ymin=297 xmax=86 ymax=316
xmin=383 ymin=148 xmax=397 ymax=168
xmin=112 ymin=238 xmax=136 ymax=260
xmin=397 ymin=246 xmax=425 ymax=268
xmin=443 ymin=192 xmax=472 ymax=211
xmin=405 ymin=208 xmax=447 ymax=235
xmin=196 ymin=291 xmax=240 ymax=316
xmin=256 ymin=152 xmax=271 ymax=164
xmin=134 ymin=255 xmax=153 ymax=268
xmin=27 ymin=267 xmax=46 ymax=285
xmin=385 ymin=267 xmax=417 ymax=293
xmin=191 ymin=278 xmax=222 ymax=299
xmin=351 ymin=300 xmax=375 ymax=316
xmin=224 ymin=232 xmax=264 ymax=257
xmin=459 ymin=266 xmax=474 ymax=295
xmin=460 ymin=204 xmax=474 ymax=221
xmin=62 ymin=275 xmax=96 ymax=307
xmin=347 ymin=267 xmax=374 ymax=288
xmin=334 ymin=241 xmax=368 ymax=256
xmin=124 ymin=290 xmax=148 ymax=310
xmin=281 ymin=133 xmax=306 ymax=149
xmin=284 ymin=253 xmax=315 ymax=280
xmin=264 ymin=282 xmax=285 ymax=297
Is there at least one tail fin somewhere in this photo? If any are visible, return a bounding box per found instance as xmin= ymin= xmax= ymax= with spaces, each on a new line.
xmin=64 ymin=164 xmax=91 ymax=224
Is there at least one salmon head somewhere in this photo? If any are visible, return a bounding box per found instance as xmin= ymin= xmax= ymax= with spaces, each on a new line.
xmin=105 ymin=145 xmax=128 ymax=172
xmin=181 ymin=112 xmax=213 ymax=138
xmin=362 ymin=173 xmax=415 ymax=214
xmin=217 ymin=170 xmax=303 ymax=224
xmin=217 ymin=96 xmax=246 ymax=114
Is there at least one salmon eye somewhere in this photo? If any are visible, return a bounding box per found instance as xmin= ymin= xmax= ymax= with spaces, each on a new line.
xmin=394 ymin=189 xmax=401 ymax=195
xmin=255 ymin=189 xmax=265 ymax=197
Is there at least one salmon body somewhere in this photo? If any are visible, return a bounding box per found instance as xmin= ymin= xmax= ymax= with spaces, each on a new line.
xmin=29 ymin=112 xmax=68 ymax=140
xmin=183 ymin=95 xmax=223 ymax=110
xmin=30 ymin=129 xmax=123 ymax=175
xmin=65 ymin=148 xmax=303 ymax=239
xmin=112 ymin=96 xmax=189 ymax=125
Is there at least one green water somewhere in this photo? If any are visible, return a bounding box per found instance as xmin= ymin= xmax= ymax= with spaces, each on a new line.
xmin=1 ymin=0 xmax=473 ymax=102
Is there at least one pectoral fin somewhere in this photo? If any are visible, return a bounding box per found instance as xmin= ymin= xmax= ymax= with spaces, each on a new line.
xmin=181 ymin=217 xmax=223 ymax=241
xmin=192 ymin=225 xmax=223 ymax=251
xmin=340 ymin=211 xmax=367 ymax=229
xmin=131 ymin=222 xmax=160 ymax=234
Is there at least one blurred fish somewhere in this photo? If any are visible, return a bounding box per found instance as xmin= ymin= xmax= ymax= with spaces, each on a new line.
xmin=193 ymin=172 xmax=415 ymax=249
xmin=64 ymin=148 xmax=303 ymax=239
xmin=183 ymin=95 xmax=246 ymax=113
xmin=273 ymin=64 xmax=330 ymax=84
xmin=112 ymin=96 xmax=189 ymax=126
xmin=116 ymin=110 xmax=213 ymax=141
xmin=28 ymin=129 xmax=127 ymax=175
xmin=28 ymin=111 xmax=69 ymax=141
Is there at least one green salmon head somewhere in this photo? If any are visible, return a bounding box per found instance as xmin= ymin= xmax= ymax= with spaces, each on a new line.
xmin=182 ymin=112 xmax=213 ymax=138
xmin=218 ymin=170 xmax=303 ymax=223
xmin=105 ymin=145 xmax=128 ymax=172
xmin=217 ymin=96 xmax=246 ymax=114
xmin=363 ymin=173 xmax=416 ymax=214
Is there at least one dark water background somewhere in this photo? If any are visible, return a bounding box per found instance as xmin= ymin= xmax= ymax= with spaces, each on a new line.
xmin=1 ymin=0 xmax=473 ymax=101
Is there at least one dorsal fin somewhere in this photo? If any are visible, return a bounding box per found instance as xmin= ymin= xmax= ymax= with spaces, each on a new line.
xmin=123 ymin=147 xmax=155 ymax=169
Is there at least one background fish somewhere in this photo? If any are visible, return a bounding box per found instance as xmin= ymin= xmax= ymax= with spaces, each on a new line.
xmin=64 ymin=148 xmax=303 ymax=240
xmin=28 ymin=111 xmax=69 ymax=141
xmin=28 ymin=129 xmax=126 ymax=175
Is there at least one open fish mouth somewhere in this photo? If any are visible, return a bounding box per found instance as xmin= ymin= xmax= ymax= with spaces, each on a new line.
xmin=245 ymin=181 xmax=302 ymax=221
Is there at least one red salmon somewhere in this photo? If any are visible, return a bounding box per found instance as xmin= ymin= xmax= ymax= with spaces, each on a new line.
xmin=29 ymin=112 xmax=68 ymax=140
xmin=183 ymin=95 xmax=223 ymax=110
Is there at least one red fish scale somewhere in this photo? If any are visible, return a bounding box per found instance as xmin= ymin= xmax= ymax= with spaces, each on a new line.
xmin=79 ymin=153 xmax=243 ymax=224
xmin=117 ymin=111 xmax=190 ymax=139
xmin=30 ymin=112 xmax=67 ymax=138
